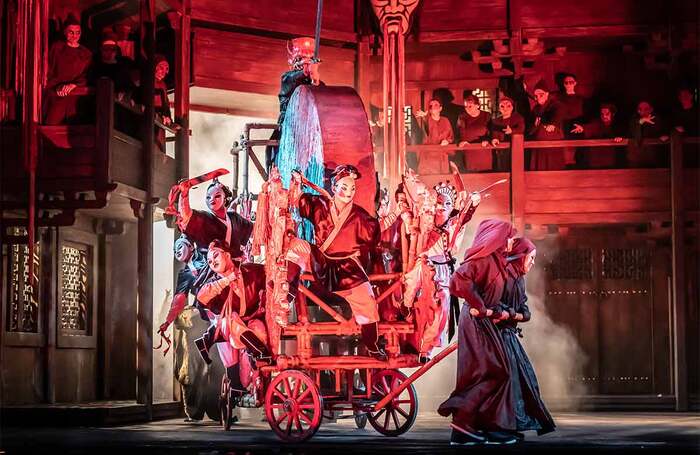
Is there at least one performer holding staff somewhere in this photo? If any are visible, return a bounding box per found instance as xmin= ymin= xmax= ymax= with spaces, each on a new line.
xmin=496 ymin=237 xmax=555 ymax=439
xmin=438 ymin=219 xmax=518 ymax=446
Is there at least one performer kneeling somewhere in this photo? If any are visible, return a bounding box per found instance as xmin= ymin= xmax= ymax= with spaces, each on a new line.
xmin=496 ymin=237 xmax=555 ymax=438
xmin=286 ymin=165 xmax=386 ymax=360
xmin=196 ymin=240 xmax=270 ymax=394
xmin=437 ymin=220 xmax=518 ymax=446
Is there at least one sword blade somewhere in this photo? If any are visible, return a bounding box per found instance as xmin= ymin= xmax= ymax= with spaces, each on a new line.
xmin=313 ymin=0 xmax=323 ymax=60
xmin=184 ymin=168 xmax=230 ymax=187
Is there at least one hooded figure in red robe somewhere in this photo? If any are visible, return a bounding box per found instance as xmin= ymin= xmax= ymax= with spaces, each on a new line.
xmin=438 ymin=219 xmax=518 ymax=446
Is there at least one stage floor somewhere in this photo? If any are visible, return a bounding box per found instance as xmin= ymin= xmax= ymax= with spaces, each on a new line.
xmin=1 ymin=412 xmax=698 ymax=454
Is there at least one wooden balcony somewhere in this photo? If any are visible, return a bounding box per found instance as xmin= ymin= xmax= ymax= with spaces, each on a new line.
xmin=405 ymin=135 xmax=699 ymax=231
xmin=1 ymin=79 xmax=178 ymax=224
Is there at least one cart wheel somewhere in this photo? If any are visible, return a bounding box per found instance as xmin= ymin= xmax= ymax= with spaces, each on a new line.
xmin=354 ymin=411 xmax=368 ymax=429
xmin=264 ymin=370 xmax=323 ymax=442
xmin=367 ymin=370 xmax=418 ymax=437
xmin=219 ymin=375 xmax=237 ymax=431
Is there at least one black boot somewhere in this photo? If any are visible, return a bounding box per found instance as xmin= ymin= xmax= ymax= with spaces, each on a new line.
xmin=226 ymin=365 xmax=246 ymax=394
xmin=361 ymin=322 xmax=387 ymax=361
xmin=194 ymin=324 xmax=217 ymax=365
xmin=286 ymin=261 xmax=301 ymax=303
xmin=240 ymin=330 xmax=271 ymax=364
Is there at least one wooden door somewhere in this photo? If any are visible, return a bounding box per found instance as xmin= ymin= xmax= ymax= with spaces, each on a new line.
xmin=539 ymin=229 xmax=669 ymax=396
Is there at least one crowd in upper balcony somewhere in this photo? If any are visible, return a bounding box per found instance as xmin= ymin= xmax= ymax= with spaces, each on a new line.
xmin=43 ymin=12 xmax=174 ymax=149
xmin=372 ymin=73 xmax=699 ymax=172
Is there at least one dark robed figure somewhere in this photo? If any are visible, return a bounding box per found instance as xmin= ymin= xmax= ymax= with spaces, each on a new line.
xmin=498 ymin=237 xmax=556 ymax=436
xmin=438 ymin=219 xmax=517 ymax=445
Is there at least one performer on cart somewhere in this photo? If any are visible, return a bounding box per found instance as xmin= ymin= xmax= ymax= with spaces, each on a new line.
xmin=496 ymin=237 xmax=555 ymax=438
xmin=178 ymin=178 xmax=253 ymax=259
xmin=285 ymin=165 xmax=386 ymax=360
xmin=418 ymin=182 xmax=481 ymax=361
xmin=266 ymin=37 xmax=322 ymax=170
xmin=157 ymin=234 xmax=208 ymax=338
xmin=438 ymin=219 xmax=518 ymax=446
xmin=195 ymin=240 xmax=270 ymax=396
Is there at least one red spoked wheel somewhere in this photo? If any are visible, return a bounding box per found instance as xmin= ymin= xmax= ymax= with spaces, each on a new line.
xmin=264 ymin=370 xmax=323 ymax=442
xmin=367 ymin=369 xmax=418 ymax=437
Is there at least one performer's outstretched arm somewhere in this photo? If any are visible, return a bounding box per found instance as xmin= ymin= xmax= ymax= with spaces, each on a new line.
xmin=178 ymin=183 xmax=193 ymax=228
xmin=159 ymin=292 xmax=188 ymax=333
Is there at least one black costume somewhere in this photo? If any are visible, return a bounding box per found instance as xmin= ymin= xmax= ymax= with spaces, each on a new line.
xmin=497 ymin=239 xmax=555 ymax=435
xmin=183 ymin=209 xmax=253 ymax=259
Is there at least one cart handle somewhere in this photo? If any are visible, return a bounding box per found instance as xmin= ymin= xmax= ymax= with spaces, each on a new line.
xmin=373 ymin=343 xmax=458 ymax=412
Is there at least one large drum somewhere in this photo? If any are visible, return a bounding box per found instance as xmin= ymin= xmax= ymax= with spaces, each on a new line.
xmin=276 ymin=85 xmax=377 ymax=215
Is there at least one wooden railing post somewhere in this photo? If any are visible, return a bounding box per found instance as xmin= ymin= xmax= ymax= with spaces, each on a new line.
xmin=510 ymin=133 xmax=525 ymax=233
xmin=670 ymin=130 xmax=687 ymax=411
xmin=95 ymin=78 xmax=114 ymax=186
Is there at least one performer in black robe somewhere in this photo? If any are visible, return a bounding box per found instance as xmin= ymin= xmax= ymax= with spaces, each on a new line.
xmin=286 ymin=165 xmax=385 ymax=359
xmin=490 ymin=96 xmax=525 ymax=171
xmin=178 ymin=179 xmax=253 ymax=259
xmin=266 ymin=37 xmax=322 ymax=170
xmin=528 ymin=80 xmax=566 ymax=170
xmin=497 ymin=237 xmax=555 ymax=438
xmin=157 ymin=234 xmax=208 ymax=336
xmin=438 ymin=219 xmax=518 ymax=446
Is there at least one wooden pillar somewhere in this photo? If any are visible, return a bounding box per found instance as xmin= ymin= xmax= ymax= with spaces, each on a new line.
xmin=670 ymin=131 xmax=687 ymax=411
xmin=42 ymin=228 xmax=57 ymax=403
xmin=172 ymin=1 xmax=191 ymax=403
xmin=356 ymin=36 xmax=372 ymax=116
xmin=137 ymin=0 xmax=156 ymax=418
xmin=510 ymin=134 xmax=525 ymax=233
xmin=174 ymin=1 xmax=190 ymax=183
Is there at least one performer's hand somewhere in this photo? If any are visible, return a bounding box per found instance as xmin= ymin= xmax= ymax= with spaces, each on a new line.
xmin=514 ymin=313 xmax=524 ymax=321
xmin=485 ymin=309 xmax=493 ymax=317
xmin=675 ymin=125 xmax=685 ymax=133
xmin=613 ymin=137 xmax=623 ymax=143
xmin=64 ymin=83 xmax=77 ymax=95
xmin=440 ymin=139 xmax=449 ymax=146
xmin=481 ymin=140 xmax=490 ymax=147
xmin=415 ymin=110 xmax=427 ymax=118
xmin=660 ymin=135 xmax=669 ymax=142
xmin=503 ymin=125 xmax=513 ymax=135
xmin=571 ymin=123 xmax=584 ymax=134
xmin=162 ymin=116 xmax=172 ymax=126
xmin=458 ymin=141 xmax=469 ymax=147
xmin=309 ymin=63 xmax=320 ymax=85
xmin=544 ymin=124 xmax=556 ymax=133
xmin=491 ymin=138 xmax=501 ymax=147
xmin=470 ymin=192 xmax=481 ymax=207
xmin=499 ymin=310 xmax=510 ymax=320
xmin=178 ymin=180 xmax=191 ymax=193
xmin=469 ymin=308 xmax=480 ymax=317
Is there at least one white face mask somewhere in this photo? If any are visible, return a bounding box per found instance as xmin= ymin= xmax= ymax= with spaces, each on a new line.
xmin=333 ymin=177 xmax=357 ymax=205
xmin=207 ymin=248 xmax=230 ymax=274
xmin=173 ymin=238 xmax=193 ymax=263
xmin=206 ymin=186 xmax=227 ymax=212
xmin=523 ymin=249 xmax=536 ymax=273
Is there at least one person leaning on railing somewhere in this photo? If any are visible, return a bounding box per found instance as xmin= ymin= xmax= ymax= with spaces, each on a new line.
xmin=571 ymin=103 xmax=625 ymax=169
xmin=44 ymin=14 xmax=93 ymax=125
